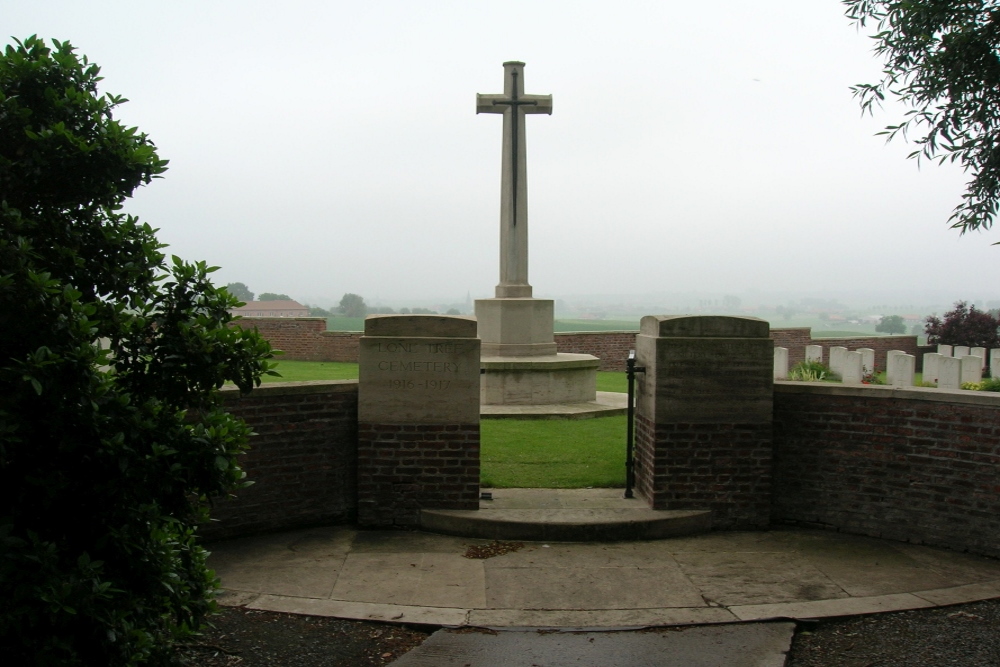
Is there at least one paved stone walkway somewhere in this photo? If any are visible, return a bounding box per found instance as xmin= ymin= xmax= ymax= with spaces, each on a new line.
xmin=208 ymin=525 xmax=1000 ymax=629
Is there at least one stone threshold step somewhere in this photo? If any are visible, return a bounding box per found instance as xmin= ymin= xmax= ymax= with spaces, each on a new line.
xmin=419 ymin=507 xmax=712 ymax=542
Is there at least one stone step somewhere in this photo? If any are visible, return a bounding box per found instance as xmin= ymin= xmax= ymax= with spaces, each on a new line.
xmin=419 ymin=488 xmax=712 ymax=542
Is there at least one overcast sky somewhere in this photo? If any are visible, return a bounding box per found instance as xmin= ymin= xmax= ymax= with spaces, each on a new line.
xmin=8 ymin=1 xmax=995 ymax=308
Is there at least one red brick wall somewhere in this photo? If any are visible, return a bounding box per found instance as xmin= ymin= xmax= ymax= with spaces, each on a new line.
xmin=357 ymin=423 xmax=480 ymax=528
xmin=554 ymin=331 xmax=637 ymax=371
xmin=203 ymin=381 xmax=358 ymax=540
xmin=634 ymin=415 xmax=772 ymax=529
xmin=773 ymin=384 xmax=1000 ymax=558
xmin=232 ymin=317 xmax=361 ymax=362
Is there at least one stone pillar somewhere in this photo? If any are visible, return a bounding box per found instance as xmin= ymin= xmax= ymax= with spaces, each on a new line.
xmin=634 ymin=316 xmax=773 ymax=529
xmin=773 ymin=347 xmax=788 ymax=380
xmin=357 ymin=315 xmax=481 ymax=527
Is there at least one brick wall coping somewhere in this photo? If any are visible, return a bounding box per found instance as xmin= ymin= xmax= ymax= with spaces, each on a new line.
xmin=220 ymin=379 xmax=358 ymax=399
xmin=775 ymin=380 xmax=1000 ymax=408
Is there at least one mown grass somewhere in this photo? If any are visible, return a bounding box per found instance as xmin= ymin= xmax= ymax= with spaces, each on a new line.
xmin=263 ymin=360 xmax=359 ymax=382
xmin=481 ymin=416 xmax=627 ymax=488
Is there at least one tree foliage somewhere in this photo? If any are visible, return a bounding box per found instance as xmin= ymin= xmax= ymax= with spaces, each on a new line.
xmin=257 ymin=292 xmax=291 ymax=301
xmin=875 ymin=314 xmax=906 ymax=334
xmin=338 ymin=292 xmax=367 ymax=317
xmin=0 ymin=36 xmax=273 ymax=664
xmin=223 ymin=281 xmax=254 ymax=302
xmin=924 ymin=300 xmax=1000 ymax=347
xmin=845 ymin=0 xmax=1000 ymax=235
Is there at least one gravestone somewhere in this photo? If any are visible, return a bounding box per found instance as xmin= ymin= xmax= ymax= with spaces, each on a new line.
xmin=954 ymin=345 xmax=971 ymax=359
xmin=960 ymin=355 xmax=982 ymax=384
xmin=829 ymin=346 xmax=848 ymax=377
xmin=923 ymin=352 xmax=942 ymax=385
xmin=857 ymin=347 xmax=875 ymax=375
xmin=890 ymin=353 xmax=915 ymax=387
xmin=992 ymin=349 xmax=1000 ymax=380
xmin=805 ymin=345 xmax=823 ymax=364
xmin=886 ymin=350 xmax=904 ymax=385
xmin=773 ymin=347 xmax=788 ymax=380
xmin=971 ymin=346 xmax=987 ymax=370
xmin=939 ymin=357 xmax=962 ymax=389
xmin=938 ymin=344 xmax=953 ymax=357
xmin=634 ymin=316 xmax=772 ymax=529
xmin=841 ymin=351 xmax=863 ymax=384
xmin=357 ymin=315 xmax=481 ymax=527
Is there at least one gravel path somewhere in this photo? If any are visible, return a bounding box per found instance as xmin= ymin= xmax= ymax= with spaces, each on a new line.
xmin=179 ymin=597 xmax=1000 ymax=666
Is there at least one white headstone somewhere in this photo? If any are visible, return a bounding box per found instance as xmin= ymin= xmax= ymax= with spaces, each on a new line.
xmin=938 ymin=344 xmax=953 ymax=357
xmin=971 ymin=347 xmax=987 ymax=370
xmin=938 ymin=357 xmax=961 ymax=389
xmin=923 ymin=353 xmax=942 ymax=385
xmin=885 ymin=350 xmax=904 ymax=385
xmin=960 ymin=355 xmax=982 ymax=384
xmin=829 ymin=346 xmax=848 ymax=377
xmin=841 ymin=351 xmax=863 ymax=385
xmin=890 ymin=354 xmax=915 ymax=387
xmin=805 ymin=345 xmax=823 ymax=364
xmin=857 ymin=348 xmax=875 ymax=376
xmin=954 ymin=345 xmax=971 ymax=358
xmin=773 ymin=347 xmax=789 ymax=380
xmin=992 ymin=349 xmax=1000 ymax=380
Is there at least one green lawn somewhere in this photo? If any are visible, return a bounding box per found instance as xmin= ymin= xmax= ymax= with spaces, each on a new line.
xmin=481 ymin=416 xmax=627 ymax=488
xmin=263 ymin=360 xmax=359 ymax=382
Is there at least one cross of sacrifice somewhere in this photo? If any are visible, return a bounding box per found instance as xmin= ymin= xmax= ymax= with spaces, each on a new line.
xmin=477 ymin=61 xmax=552 ymax=299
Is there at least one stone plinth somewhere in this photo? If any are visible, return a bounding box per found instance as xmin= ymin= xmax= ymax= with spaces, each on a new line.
xmin=358 ymin=315 xmax=481 ymax=528
xmin=480 ymin=353 xmax=599 ymax=405
xmin=476 ymin=298 xmax=557 ymax=357
xmin=476 ymin=298 xmax=598 ymax=406
xmin=634 ymin=315 xmax=773 ymax=529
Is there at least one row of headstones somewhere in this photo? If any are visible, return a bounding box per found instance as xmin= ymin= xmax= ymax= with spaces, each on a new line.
xmin=773 ymin=344 xmax=1000 ymax=388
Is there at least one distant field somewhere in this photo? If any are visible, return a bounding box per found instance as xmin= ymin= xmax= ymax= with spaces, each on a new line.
xmin=554 ymin=319 xmax=638 ymax=332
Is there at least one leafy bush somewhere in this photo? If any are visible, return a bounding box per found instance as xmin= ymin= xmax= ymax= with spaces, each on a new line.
xmin=978 ymin=378 xmax=1000 ymax=392
xmin=0 ymin=37 xmax=273 ymax=664
xmin=789 ymin=360 xmax=830 ymax=382
xmin=924 ymin=301 xmax=999 ymax=349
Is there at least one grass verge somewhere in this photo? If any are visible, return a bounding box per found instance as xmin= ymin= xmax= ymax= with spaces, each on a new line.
xmin=263 ymin=360 xmax=359 ymax=382
xmin=481 ymin=415 xmax=627 ymax=488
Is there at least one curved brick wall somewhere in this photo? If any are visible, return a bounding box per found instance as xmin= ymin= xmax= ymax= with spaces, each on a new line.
xmin=773 ymin=383 xmax=1000 ymax=558
xmin=203 ymin=371 xmax=999 ymax=558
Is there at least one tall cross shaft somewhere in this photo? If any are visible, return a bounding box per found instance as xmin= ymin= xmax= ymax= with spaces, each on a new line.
xmin=477 ymin=61 xmax=552 ymax=298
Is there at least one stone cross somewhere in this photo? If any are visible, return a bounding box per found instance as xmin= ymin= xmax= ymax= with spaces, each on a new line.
xmin=477 ymin=61 xmax=552 ymax=298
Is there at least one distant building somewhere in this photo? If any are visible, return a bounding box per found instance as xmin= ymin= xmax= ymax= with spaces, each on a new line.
xmin=230 ymin=300 xmax=309 ymax=318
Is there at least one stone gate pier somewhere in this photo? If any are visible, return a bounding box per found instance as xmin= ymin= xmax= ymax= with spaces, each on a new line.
xmin=634 ymin=316 xmax=773 ymax=529
xmin=357 ymin=315 xmax=481 ymax=527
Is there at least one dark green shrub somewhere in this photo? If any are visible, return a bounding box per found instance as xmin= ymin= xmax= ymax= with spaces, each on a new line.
xmin=0 ymin=37 xmax=273 ymax=664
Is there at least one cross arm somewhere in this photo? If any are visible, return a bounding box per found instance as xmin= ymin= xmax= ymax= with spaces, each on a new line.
xmin=476 ymin=93 xmax=553 ymax=115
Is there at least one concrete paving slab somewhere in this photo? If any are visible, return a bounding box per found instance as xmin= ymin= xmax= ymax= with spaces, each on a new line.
xmin=730 ymin=592 xmax=935 ymax=621
xmin=485 ymin=564 xmax=705 ymax=610
xmin=672 ymin=551 xmax=848 ymax=606
xmin=468 ymin=607 xmax=739 ymax=628
xmin=914 ymin=579 xmax=1000 ymax=606
xmin=207 ymin=523 xmax=1000 ymax=629
xmin=248 ymin=594 xmax=470 ymax=626
xmin=388 ymin=623 xmax=795 ymax=667
xmin=333 ymin=552 xmax=487 ymax=608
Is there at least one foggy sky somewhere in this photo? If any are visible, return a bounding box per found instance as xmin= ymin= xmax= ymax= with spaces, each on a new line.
xmin=6 ymin=1 xmax=994 ymax=308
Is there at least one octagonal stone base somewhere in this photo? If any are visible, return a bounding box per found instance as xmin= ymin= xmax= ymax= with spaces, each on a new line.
xmin=480 ymin=353 xmax=599 ymax=405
